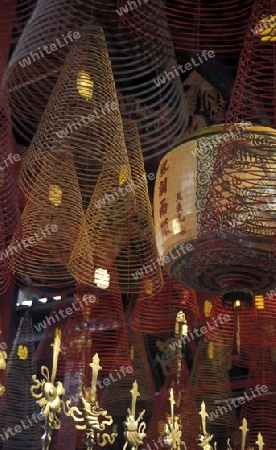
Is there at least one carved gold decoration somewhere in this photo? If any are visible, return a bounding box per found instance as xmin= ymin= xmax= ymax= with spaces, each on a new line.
xmin=164 ymin=388 xmax=185 ymax=450
xmin=66 ymin=353 xmax=117 ymax=450
xmin=31 ymin=329 xmax=65 ymax=450
xmin=123 ymin=381 xmax=147 ymax=450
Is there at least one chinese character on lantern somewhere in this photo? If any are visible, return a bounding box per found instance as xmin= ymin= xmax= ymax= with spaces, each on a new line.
xmin=160 ymin=218 xmax=171 ymax=237
xmin=160 ymin=198 xmax=168 ymax=217
xmin=159 ymin=178 xmax=168 ymax=197
xmin=160 ymin=159 xmax=169 ymax=177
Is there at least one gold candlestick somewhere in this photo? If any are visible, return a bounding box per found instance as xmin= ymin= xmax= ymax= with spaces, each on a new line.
xmin=199 ymin=401 xmax=208 ymax=436
xmin=255 ymin=432 xmax=264 ymax=450
xmin=239 ymin=418 xmax=249 ymax=450
xmin=90 ymin=353 xmax=102 ymax=402
xmin=30 ymin=329 xmax=65 ymax=450
xmin=66 ymin=353 xmax=117 ymax=450
xmin=123 ymin=381 xmax=147 ymax=450
xmin=197 ymin=402 xmax=215 ymax=449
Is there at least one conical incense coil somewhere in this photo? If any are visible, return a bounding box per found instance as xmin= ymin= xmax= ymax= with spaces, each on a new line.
xmin=145 ymin=358 xmax=199 ymax=450
xmin=114 ymin=119 xmax=163 ymax=295
xmin=92 ymin=0 xmax=188 ymax=161
xmin=67 ymin=161 xmax=135 ymax=291
xmin=9 ymin=151 xmax=84 ymax=294
xmin=19 ymin=23 xmax=131 ymax=209
xmin=3 ymin=0 xmax=94 ymax=142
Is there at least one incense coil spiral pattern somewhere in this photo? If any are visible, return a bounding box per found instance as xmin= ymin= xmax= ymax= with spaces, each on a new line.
xmin=164 ymin=0 xmax=254 ymax=59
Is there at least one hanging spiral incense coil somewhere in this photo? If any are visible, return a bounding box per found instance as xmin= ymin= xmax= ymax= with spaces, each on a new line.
xmin=3 ymin=0 xmax=94 ymax=142
xmin=19 ymin=23 xmax=132 ymax=209
xmin=9 ymin=151 xmax=84 ymax=294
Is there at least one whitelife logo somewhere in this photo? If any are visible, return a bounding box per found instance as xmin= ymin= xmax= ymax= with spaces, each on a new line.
xmin=34 ymin=295 xmax=97 ymax=332
xmin=131 ymin=243 xmax=193 ymax=281
xmin=18 ymin=31 xmax=81 ymax=68
xmin=208 ymin=384 xmax=269 ymax=421
xmin=0 ymin=412 xmax=45 ymax=442
xmin=153 ymin=50 xmax=215 ymax=87
xmin=69 ymin=365 xmax=134 ymax=403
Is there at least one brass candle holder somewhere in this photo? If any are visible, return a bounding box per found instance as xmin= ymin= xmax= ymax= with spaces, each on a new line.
xmin=67 ymin=353 xmax=117 ymax=450
xmin=30 ymin=329 xmax=65 ymax=450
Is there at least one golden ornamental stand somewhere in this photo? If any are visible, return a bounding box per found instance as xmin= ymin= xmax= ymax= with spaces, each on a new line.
xmin=66 ymin=353 xmax=117 ymax=450
xmin=30 ymin=329 xmax=65 ymax=450
xmin=123 ymin=380 xmax=147 ymax=450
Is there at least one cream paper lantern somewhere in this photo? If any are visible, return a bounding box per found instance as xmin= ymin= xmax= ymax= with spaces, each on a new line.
xmin=154 ymin=124 xmax=276 ymax=302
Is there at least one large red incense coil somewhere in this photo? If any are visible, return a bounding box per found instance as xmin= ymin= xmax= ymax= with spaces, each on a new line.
xmin=130 ymin=269 xmax=199 ymax=334
xmin=191 ymin=340 xmax=237 ymax=441
xmin=5 ymin=0 xmax=188 ymax=162
xmin=3 ymin=312 xmax=41 ymax=450
xmin=145 ymin=358 xmax=199 ymax=450
xmin=8 ymin=151 xmax=83 ymax=294
xmin=169 ymin=0 xmax=276 ymax=302
xmin=116 ymin=0 xmax=253 ymax=63
xmin=235 ymin=349 xmax=276 ymax=449
xmin=59 ymin=287 xmax=130 ymax=383
xmin=0 ymin=0 xmax=34 ymax=50
xmin=101 ymin=329 xmax=156 ymax=417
